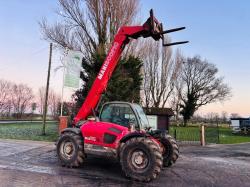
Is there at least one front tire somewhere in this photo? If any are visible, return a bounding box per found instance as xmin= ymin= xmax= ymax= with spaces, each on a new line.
xmin=56 ymin=132 xmax=85 ymax=167
xmin=119 ymin=137 xmax=163 ymax=182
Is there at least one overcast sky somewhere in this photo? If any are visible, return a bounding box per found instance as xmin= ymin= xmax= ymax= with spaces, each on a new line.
xmin=0 ymin=0 xmax=250 ymax=117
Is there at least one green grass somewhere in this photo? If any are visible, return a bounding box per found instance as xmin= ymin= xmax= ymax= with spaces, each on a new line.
xmin=218 ymin=128 xmax=250 ymax=144
xmin=169 ymin=126 xmax=200 ymax=142
xmin=1 ymin=122 xmax=250 ymax=144
xmin=0 ymin=122 xmax=59 ymax=142
xmin=169 ymin=126 xmax=250 ymax=144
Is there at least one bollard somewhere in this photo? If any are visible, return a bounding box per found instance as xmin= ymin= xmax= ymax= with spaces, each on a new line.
xmin=59 ymin=116 xmax=68 ymax=134
xmin=200 ymin=125 xmax=205 ymax=146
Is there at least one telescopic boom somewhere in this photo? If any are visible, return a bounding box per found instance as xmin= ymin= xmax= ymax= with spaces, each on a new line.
xmin=73 ymin=9 xmax=188 ymax=124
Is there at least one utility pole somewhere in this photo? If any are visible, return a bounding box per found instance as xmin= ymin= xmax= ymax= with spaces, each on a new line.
xmin=42 ymin=43 xmax=52 ymax=135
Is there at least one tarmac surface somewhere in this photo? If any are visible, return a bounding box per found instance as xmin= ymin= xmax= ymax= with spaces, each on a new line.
xmin=0 ymin=139 xmax=249 ymax=187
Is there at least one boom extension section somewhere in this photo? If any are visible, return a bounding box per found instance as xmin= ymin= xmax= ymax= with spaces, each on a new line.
xmin=73 ymin=9 xmax=188 ymax=124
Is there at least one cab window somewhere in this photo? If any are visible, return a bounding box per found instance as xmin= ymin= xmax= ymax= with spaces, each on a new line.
xmin=100 ymin=103 xmax=138 ymax=128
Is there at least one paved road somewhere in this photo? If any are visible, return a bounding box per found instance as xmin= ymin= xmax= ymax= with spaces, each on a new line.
xmin=0 ymin=139 xmax=249 ymax=187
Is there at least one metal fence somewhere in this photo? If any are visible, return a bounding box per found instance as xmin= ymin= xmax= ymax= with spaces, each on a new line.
xmin=169 ymin=124 xmax=220 ymax=145
xmin=205 ymin=125 xmax=220 ymax=144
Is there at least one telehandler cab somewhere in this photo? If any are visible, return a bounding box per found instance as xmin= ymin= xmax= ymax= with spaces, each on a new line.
xmin=57 ymin=9 xmax=188 ymax=182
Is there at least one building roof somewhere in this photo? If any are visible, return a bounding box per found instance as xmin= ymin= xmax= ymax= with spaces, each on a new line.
xmin=144 ymin=107 xmax=174 ymax=116
xmin=231 ymin=118 xmax=250 ymax=120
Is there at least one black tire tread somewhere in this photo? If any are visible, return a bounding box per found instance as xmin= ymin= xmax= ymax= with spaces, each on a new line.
xmin=119 ymin=137 xmax=163 ymax=182
xmin=161 ymin=134 xmax=179 ymax=167
xmin=57 ymin=132 xmax=85 ymax=168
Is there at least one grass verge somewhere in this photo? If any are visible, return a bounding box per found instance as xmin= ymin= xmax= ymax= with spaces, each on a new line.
xmin=169 ymin=126 xmax=250 ymax=144
xmin=0 ymin=122 xmax=59 ymax=142
xmin=1 ymin=122 xmax=249 ymax=144
xmin=219 ymin=128 xmax=250 ymax=144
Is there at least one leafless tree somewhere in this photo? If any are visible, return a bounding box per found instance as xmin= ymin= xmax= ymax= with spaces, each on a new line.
xmin=39 ymin=0 xmax=140 ymax=63
xmin=179 ymin=56 xmax=231 ymax=125
xmin=48 ymin=90 xmax=61 ymax=118
xmin=205 ymin=112 xmax=219 ymax=122
xmin=0 ymin=79 xmax=12 ymax=116
xmin=221 ymin=111 xmax=228 ymax=123
xmin=170 ymin=90 xmax=182 ymax=120
xmin=169 ymin=49 xmax=185 ymax=119
xmin=11 ymin=84 xmax=34 ymax=118
xmin=230 ymin=113 xmax=241 ymax=118
xmin=142 ymin=39 xmax=183 ymax=109
xmin=38 ymin=87 xmax=60 ymax=118
xmin=38 ymin=87 xmax=45 ymax=114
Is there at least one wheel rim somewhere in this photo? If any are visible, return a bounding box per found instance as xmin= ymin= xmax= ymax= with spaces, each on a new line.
xmin=60 ymin=141 xmax=75 ymax=160
xmin=131 ymin=149 xmax=149 ymax=169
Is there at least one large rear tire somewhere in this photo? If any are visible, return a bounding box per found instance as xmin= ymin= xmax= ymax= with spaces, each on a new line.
xmin=161 ymin=134 xmax=179 ymax=167
xmin=57 ymin=132 xmax=85 ymax=167
xmin=119 ymin=137 xmax=163 ymax=182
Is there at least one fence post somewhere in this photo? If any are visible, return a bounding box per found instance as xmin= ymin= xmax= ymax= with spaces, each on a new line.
xmin=200 ymin=124 xmax=205 ymax=146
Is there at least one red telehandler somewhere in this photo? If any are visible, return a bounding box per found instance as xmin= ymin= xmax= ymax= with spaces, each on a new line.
xmin=57 ymin=9 xmax=188 ymax=182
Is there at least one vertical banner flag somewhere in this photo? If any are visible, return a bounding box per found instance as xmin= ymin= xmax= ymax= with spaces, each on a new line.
xmin=64 ymin=50 xmax=83 ymax=88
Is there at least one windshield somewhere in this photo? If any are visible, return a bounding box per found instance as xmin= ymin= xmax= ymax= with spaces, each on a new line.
xmin=133 ymin=104 xmax=149 ymax=129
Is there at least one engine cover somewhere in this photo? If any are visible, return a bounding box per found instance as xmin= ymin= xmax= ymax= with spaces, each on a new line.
xmin=80 ymin=121 xmax=129 ymax=150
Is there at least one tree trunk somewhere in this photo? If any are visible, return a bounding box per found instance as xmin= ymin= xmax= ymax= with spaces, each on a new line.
xmin=183 ymin=118 xmax=188 ymax=127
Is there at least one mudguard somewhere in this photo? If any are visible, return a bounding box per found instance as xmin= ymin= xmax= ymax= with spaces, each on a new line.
xmin=61 ymin=128 xmax=82 ymax=135
xmin=120 ymin=131 xmax=149 ymax=143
